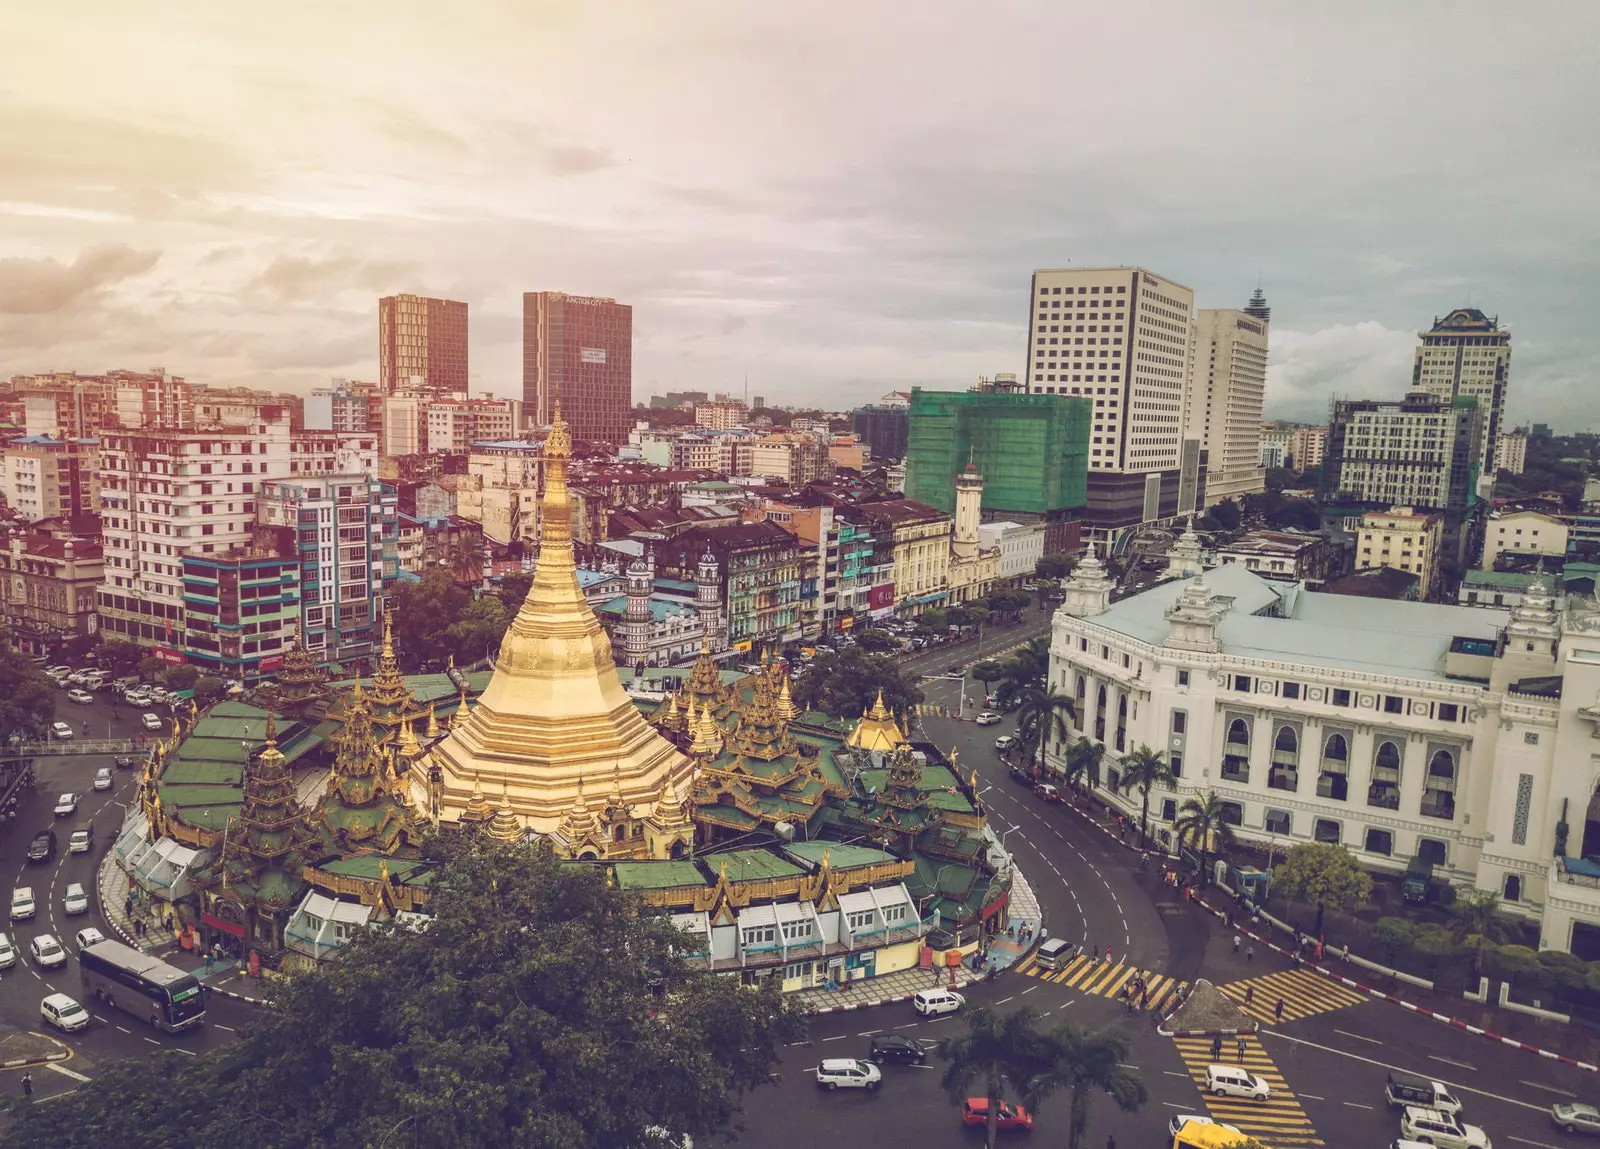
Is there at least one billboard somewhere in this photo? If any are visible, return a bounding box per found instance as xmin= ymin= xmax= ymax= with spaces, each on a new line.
xmin=580 ymin=347 xmax=607 ymax=364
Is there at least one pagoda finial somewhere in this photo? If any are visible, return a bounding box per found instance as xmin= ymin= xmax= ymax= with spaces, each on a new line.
xmin=487 ymin=775 xmax=522 ymax=843
xmin=425 ymin=703 xmax=440 ymax=739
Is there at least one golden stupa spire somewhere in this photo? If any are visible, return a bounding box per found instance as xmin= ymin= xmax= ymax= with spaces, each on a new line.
xmin=487 ymin=777 xmax=522 ymax=843
xmin=465 ymin=766 xmax=493 ymax=822
xmin=450 ymin=684 xmax=469 ymax=730
xmin=397 ymin=713 xmax=421 ymax=755
xmin=845 ymin=687 xmax=909 ymax=754
xmin=370 ymin=610 xmax=411 ymax=709
xmin=425 ymin=703 xmax=440 ymax=739
xmin=777 ymin=675 xmax=798 ymax=722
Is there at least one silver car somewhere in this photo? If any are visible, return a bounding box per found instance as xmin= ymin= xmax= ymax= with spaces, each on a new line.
xmin=1553 ymin=1102 xmax=1600 ymax=1136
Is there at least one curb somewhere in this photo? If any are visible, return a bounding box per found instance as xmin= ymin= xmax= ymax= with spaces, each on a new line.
xmin=0 ymin=1052 xmax=70 ymax=1069
xmin=807 ymin=976 xmax=974 ymax=1015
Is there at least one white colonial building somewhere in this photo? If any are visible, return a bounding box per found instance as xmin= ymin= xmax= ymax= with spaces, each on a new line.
xmin=1047 ymin=552 xmax=1600 ymax=958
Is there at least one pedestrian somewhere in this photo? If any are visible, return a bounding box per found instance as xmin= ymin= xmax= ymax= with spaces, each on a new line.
xmin=21 ymin=1072 xmax=31 ymax=1099
xmin=1236 ymin=1037 xmax=1247 ymax=1062
xmin=1141 ymin=985 xmax=1150 ymax=1009
xmin=1245 ymin=985 xmax=1254 ymax=1006
xmin=1104 ymin=944 xmax=1111 ymax=962
xmin=1342 ymin=942 xmax=1351 ymax=962
xmin=1106 ymin=1136 xmax=1116 ymax=1149
xmin=1232 ymin=933 xmax=1241 ymax=955
xmin=124 ymin=895 xmax=133 ymax=918
xmin=1274 ymin=998 xmax=1284 ymax=1022
xmin=204 ymin=951 xmax=213 ymax=974
xmin=1211 ymin=1035 xmax=1222 ymax=1061
xmin=1251 ymin=907 xmax=1260 ymax=926
xmin=1246 ymin=944 xmax=1255 ymax=963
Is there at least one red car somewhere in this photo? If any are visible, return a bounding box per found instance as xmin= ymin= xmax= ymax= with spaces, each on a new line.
xmin=962 ymin=1098 xmax=1034 ymax=1131
xmin=1033 ymin=782 xmax=1060 ymax=803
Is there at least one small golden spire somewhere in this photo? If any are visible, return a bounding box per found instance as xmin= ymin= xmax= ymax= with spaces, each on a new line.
xmin=777 ymin=675 xmax=798 ymax=722
xmin=425 ymin=703 xmax=440 ymax=739
xmin=465 ymin=767 xmax=492 ymax=821
xmin=488 ymin=776 xmax=522 ymax=843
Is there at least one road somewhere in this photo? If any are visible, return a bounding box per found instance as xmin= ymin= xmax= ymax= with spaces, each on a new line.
xmin=730 ymin=643 xmax=1600 ymax=1148
xmin=0 ymin=684 xmax=253 ymax=1104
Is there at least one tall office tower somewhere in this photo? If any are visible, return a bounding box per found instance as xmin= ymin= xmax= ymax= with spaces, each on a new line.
xmin=1025 ymin=266 xmax=1197 ymax=531
xmin=378 ymin=294 xmax=469 ymax=396
xmin=522 ymin=292 xmax=633 ymax=445
xmin=1412 ymin=308 xmax=1510 ymax=479
xmin=1184 ymin=293 xmax=1271 ymax=506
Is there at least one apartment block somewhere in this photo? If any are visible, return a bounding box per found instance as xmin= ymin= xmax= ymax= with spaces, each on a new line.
xmin=522 ymin=292 xmax=633 ymax=445
xmin=257 ymin=476 xmax=397 ymax=664
xmin=1413 ymin=308 xmax=1510 ymax=479
xmin=1291 ymin=426 xmax=1327 ymax=471
xmin=657 ymin=521 xmax=803 ymax=649
xmin=1186 ymin=297 xmax=1269 ymax=504
xmin=851 ymin=404 xmax=909 ymax=462
xmin=0 ymin=531 xmax=104 ymax=655
xmin=305 ymin=380 xmax=383 ymax=433
xmin=1483 ymin=510 xmax=1568 ymax=570
xmin=180 ymin=532 xmax=301 ymax=682
xmin=1025 ymin=266 xmax=1198 ymax=531
xmin=1323 ymin=392 xmax=1481 ymax=514
xmin=1258 ymin=427 xmax=1294 ymax=470
xmin=379 ymin=294 xmax=469 ymax=396
xmin=1494 ymin=428 xmax=1528 ymax=476
xmin=694 ymin=401 xmax=747 ymax=430
xmin=97 ymin=410 xmax=296 ymax=651
xmin=1 ymin=436 xmax=99 ymax=522
xmin=423 ymin=397 xmax=522 ymax=454
xmin=750 ymin=434 xmax=831 ymax=485
xmin=1356 ymin=507 xmax=1443 ymax=597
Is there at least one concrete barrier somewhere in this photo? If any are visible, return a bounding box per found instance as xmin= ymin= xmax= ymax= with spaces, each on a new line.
xmin=1499 ymin=980 xmax=1572 ymax=1023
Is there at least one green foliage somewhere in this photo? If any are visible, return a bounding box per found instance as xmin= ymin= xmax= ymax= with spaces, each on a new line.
xmin=971 ymin=659 xmax=1007 ymax=688
xmin=1173 ymin=791 xmax=1237 ymax=885
xmin=791 ymin=646 xmax=923 ymax=722
xmin=1034 ymin=553 xmax=1075 ymax=581
xmin=1368 ymin=917 xmax=1418 ymax=963
xmin=1449 ymin=888 xmax=1517 ymax=975
xmin=1270 ymin=842 xmax=1373 ymax=915
xmin=1492 ymin=433 xmax=1590 ymax=510
xmin=1537 ymin=949 xmax=1589 ymax=994
xmin=1037 ymin=1023 xmax=1148 ymax=1149
xmin=1488 ymin=943 xmax=1541 ymax=988
xmin=916 ymin=608 xmax=949 ymax=633
xmin=494 ymin=572 xmax=534 ymax=615
xmin=1412 ymin=924 xmax=1460 ymax=958
xmin=0 ymin=632 xmax=55 ymax=742
xmin=1116 ymin=745 xmax=1172 ymax=847
xmin=160 ymin=664 xmax=198 ymax=692
xmin=1015 ymin=687 xmax=1076 ymax=775
xmin=193 ymin=676 xmax=227 ymax=708
xmin=392 ymin=567 xmax=476 ymax=669
xmin=854 ymin=628 xmax=899 ymax=654
xmin=8 ymin=839 xmax=800 ymax=1149
xmin=95 ymin=639 xmax=144 ymax=677
xmin=938 ymin=1006 xmax=1054 ymax=1149
xmin=137 ymin=656 xmax=166 ymax=681
xmin=1063 ymin=738 xmax=1103 ymax=791
xmin=444 ymin=596 xmax=509 ymax=665
xmin=1210 ymin=499 xmax=1242 ymax=531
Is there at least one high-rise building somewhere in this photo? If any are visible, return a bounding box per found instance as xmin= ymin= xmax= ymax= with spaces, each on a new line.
xmin=1322 ymin=392 xmax=1481 ymax=514
xmin=305 ymin=380 xmax=383 ymax=434
xmin=1412 ymin=308 xmax=1510 ymax=480
xmin=851 ymin=404 xmax=910 ymax=462
xmin=1185 ymin=294 xmax=1270 ymax=505
xmin=1 ymin=436 xmax=99 ymax=522
xmin=1024 ymin=267 xmax=1198 ymax=531
xmin=1493 ymin=427 xmax=1528 ymax=476
xmin=378 ymin=294 xmax=469 ymax=396
xmin=1354 ymin=507 xmax=1444 ymax=598
xmin=522 ymin=292 xmax=633 ymax=445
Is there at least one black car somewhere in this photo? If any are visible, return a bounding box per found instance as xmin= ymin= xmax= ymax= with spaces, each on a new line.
xmin=26 ymin=829 xmax=56 ymax=864
xmin=1009 ymin=765 xmax=1035 ymax=785
xmin=114 ymin=755 xmax=137 ymax=770
xmin=868 ymin=1034 xmax=926 ymax=1065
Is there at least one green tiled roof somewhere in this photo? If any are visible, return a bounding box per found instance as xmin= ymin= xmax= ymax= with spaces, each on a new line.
xmin=785 ymin=841 xmax=896 ymax=870
xmin=1461 ymin=569 xmax=1537 ymax=588
xmin=317 ymin=856 xmax=435 ymax=886
xmin=613 ymin=861 xmax=708 ymax=891
xmin=704 ymin=848 xmax=804 ymax=881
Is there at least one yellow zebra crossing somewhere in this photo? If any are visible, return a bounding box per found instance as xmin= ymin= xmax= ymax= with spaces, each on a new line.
xmin=1171 ymin=1033 xmax=1324 ymax=1147
xmin=1219 ymin=968 xmax=1369 ymax=1025
xmin=1014 ymin=952 xmax=1186 ymax=1013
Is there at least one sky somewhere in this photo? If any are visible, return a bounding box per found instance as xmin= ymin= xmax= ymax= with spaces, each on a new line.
xmin=2 ymin=2 xmax=1597 ymax=426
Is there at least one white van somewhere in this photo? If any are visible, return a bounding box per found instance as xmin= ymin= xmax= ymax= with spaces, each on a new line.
xmin=1398 ymin=1107 xmax=1490 ymax=1148
xmin=1205 ymin=1064 xmax=1271 ymax=1101
xmin=1035 ymin=938 xmax=1075 ymax=971
xmin=912 ymin=988 xmax=965 ymax=1017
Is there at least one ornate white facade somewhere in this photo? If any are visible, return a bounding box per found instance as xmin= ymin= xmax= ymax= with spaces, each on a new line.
xmin=1047 ymin=558 xmax=1600 ymax=957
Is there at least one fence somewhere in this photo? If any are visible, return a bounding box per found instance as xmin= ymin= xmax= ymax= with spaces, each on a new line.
xmin=15 ymin=738 xmax=142 ymax=757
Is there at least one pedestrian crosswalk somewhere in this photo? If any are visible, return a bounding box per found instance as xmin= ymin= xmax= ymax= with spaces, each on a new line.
xmin=1014 ymin=952 xmax=1186 ymax=1014
xmin=1170 ymin=1032 xmax=1324 ymax=1147
xmin=1218 ymin=968 xmax=1369 ymax=1025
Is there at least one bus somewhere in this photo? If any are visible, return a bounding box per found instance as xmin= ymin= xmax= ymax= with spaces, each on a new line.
xmin=79 ymin=938 xmax=206 ymax=1033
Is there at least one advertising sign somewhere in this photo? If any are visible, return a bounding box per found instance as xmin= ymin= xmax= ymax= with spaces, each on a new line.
xmin=580 ymin=347 xmax=607 ymax=364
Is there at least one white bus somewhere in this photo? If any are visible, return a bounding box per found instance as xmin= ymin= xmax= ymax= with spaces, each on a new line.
xmin=79 ymin=938 xmax=206 ymax=1033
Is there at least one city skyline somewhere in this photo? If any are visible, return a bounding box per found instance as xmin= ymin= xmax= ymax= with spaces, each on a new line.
xmin=1 ymin=6 xmax=1597 ymax=428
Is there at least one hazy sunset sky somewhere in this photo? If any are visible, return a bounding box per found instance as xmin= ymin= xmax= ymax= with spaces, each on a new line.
xmin=3 ymin=3 xmax=1596 ymax=423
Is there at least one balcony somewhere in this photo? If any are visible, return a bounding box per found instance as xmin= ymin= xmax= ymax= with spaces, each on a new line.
xmin=1420 ymin=788 xmax=1456 ymax=821
xmin=1220 ymin=755 xmax=1250 ymax=784
xmin=1316 ymin=772 xmax=1349 ymax=801
xmin=1367 ymin=783 xmax=1400 ymax=811
xmin=1267 ymin=766 xmax=1299 ymax=792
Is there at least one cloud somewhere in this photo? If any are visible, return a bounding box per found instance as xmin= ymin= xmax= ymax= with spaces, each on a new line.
xmin=246 ymin=249 xmax=421 ymax=302
xmin=1264 ymin=322 xmax=1419 ymax=423
xmin=0 ymin=244 xmax=160 ymax=315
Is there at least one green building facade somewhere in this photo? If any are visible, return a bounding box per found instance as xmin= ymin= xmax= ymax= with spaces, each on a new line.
xmin=904 ymin=389 xmax=1091 ymax=515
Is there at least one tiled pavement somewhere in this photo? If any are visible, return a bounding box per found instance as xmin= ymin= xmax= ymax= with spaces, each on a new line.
xmin=1218 ymin=967 xmax=1369 ymax=1026
xmin=1170 ymin=1031 xmax=1325 ymax=1147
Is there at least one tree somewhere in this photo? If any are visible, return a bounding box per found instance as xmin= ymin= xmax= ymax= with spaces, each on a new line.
xmin=1270 ymin=842 xmax=1373 ymax=926
xmin=1488 ymin=944 xmax=1542 ymax=994
xmin=95 ymin=639 xmax=144 ymax=678
xmin=1211 ymin=499 xmax=1242 ymax=531
xmin=1063 ymin=737 xmax=1103 ymax=793
xmin=938 ymin=1006 xmax=1052 ymax=1149
xmin=1368 ymin=917 xmax=1418 ymax=964
xmin=494 ymin=571 xmax=534 ymax=615
xmin=193 ymin=676 xmax=227 ymax=709
xmin=449 ymin=547 xmax=483 ymax=585
xmin=996 ymin=636 xmax=1050 ymax=704
xmin=1173 ymin=791 xmax=1237 ymax=886
xmin=0 ymin=633 xmax=55 ymax=743
xmin=8 ymin=839 xmax=801 ymax=1148
xmin=1015 ymin=686 xmax=1075 ymax=778
xmin=790 ymin=647 xmax=923 ymax=723
xmin=393 ymin=567 xmax=475 ymax=669
xmin=1116 ymin=745 xmax=1172 ymax=847
xmin=444 ymin=596 xmax=509 ymax=667
xmin=1036 ymin=1023 xmax=1147 ymax=1149
xmin=1269 ymin=498 xmax=1322 ymax=532
xmin=137 ymin=656 xmax=166 ymax=682
xmin=971 ymin=660 xmax=1007 ymax=694
xmin=1449 ymin=889 xmax=1517 ymax=978
xmin=854 ymin=629 xmax=899 ymax=655
xmin=1034 ymin=553 xmax=1075 ymax=581
xmin=160 ymin=664 xmax=199 ymax=692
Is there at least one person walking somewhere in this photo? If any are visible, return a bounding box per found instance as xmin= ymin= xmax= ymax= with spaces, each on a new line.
xmin=1246 ymin=944 xmax=1255 ymax=963
xmin=1236 ymin=1037 xmax=1247 ymax=1062
xmin=1274 ymin=997 xmax=1285 ymax=1023
xmin=1232 ymin=933 xmax=1242 ymax=955
xmin=1211 ymin=1034 xmax=1223 ymax=1061
xmin=124 ymin=895 xmax=133 ymax=918
xmin=21 ymin=1072 xmax=32 ymax=1100
xmin=1245 ymin=984 xmax=1254 ymax=1006
xmin=1104 ymin=944 xmax=1112 ymax=963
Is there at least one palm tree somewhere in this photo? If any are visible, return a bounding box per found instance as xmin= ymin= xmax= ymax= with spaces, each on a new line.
xmin=1015 ymin=686 xmax=1076 ymax=779
xmin=1037 ymin=1022 xmax=1148 ymax=1149
xmin=1117 ymin=744 xmax=1173 ymax=847
xmin=1063 ymin=736 xmax=1104 ymax=794
xmin=1449 ymin=888 xmax=1516 ymax=979
xmin=938 ymin=1005 xmax=1052 ymax=1149
xmin=1173 ymin=790 xmax=1237 ymax=886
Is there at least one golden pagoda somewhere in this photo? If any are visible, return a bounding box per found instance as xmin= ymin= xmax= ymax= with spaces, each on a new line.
xmin=845 ymin=689 xmax=909 ymax=754
xmin=368 ymin=611 xmax=416 ymax=714
xmin=418 ymin=402 xmax=695 ymax=859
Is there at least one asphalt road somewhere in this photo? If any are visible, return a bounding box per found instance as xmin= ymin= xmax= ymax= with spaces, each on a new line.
xmin=729 ymin=649 xmax=1600 ymax=1149
xmin=0 ymin=684 xmax=253 ymax=1104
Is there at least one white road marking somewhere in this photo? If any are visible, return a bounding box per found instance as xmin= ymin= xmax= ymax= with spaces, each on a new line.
xmin=822 ymin=1035 xmax=845 ymax=1042
xmin=1022 ymin=986 xmax=1037 ymax=995
xmin=45 ymin=1063 xmax=89 ymax=1082
xmin=857 ymin=1029 xmax=881 ymax=1037
xmin=213 ymin=1024 xmax=236 ymax=1032
xmin=115 ymin=1026 xmax=129 ymax=1033
xmin=1342 ymin=1101 xmax=1373 ymax=1110
xmin=169 ymin=1048 xmax=196 ymax=1057
xmin=1520 ymin=1080 xmax=1575 ymax=1097
xmin=92 ymin=1015 xmax=107 ymax=1024
xmin=1261 ymin=1030 xmax=1551 ymax=1114
xmin=1164 ymin=1070 xmax=1191 ymax=1079
xmin=1508 ymin=1139 xmax=1566 ymax=1149
xmin=996 ymin=996 xmax=1013 ymax=1004
xmin=1162 ymin=1102 xmax=1195 ymax=1110
xmin=142 ymin=1037 xmax=160 ymax=1045
xmin=1334 ymin=1029 xmax=1383 ymax=1045
xmin=894 ymin=1023 xmax=919 ymax=1030
xmin=1429 ymin=1054 xmax=1477 ymax=1071
xmin=1300 ymin=1092 xmax=1324 ymax=1100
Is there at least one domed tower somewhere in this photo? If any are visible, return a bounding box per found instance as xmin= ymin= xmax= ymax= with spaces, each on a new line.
xmin=696 ymin=547 xmax=726 ymax=653
xmin=622 ymin=555 xmax=653 ymax=667
xmin=953 ymin=459 xmax=983 ymax=560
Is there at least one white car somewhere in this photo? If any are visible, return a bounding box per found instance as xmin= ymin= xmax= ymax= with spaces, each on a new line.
xmin=66 ymin=688 xmax=94 ymax=705
xmin=30 ymin=934 xmax=67 ymax=969
xmin=10 ymin=887 xmax=35 ymax=922
xmin=993 ymin=734 xmax=1018 ymax=751
xmin=41 ymin=993 xmax=89 ymax=1033
xmin=1206 ymin=1064 xmax=1272 ymax=1101
xmin=814 ymin=1059 xmax=882 ymax=1091
xmin=51 ymin=721 xmax=75 ymax=740
xmin=68 ymin=827 xmax=93 ymax=854
xmin=912 ymin=988 xmax=965 ymax=1017
xmin=74 ymin=926 xmax=106 ymax=951
xmin=974 ymin=712 xmax=1002 ymax=726
xmin=0 ymin=932 xmax=15 ymax=968
xmin=1400 ymin=1106 xmax=1491 ymax=1148
xmin=54 ymin=792 xmax=78 ymax=817
xmin=141 ymin=712 xmax=164 ymax=732
xmin=62 ymin=883 xmax=89 ymax=916
xmin=93 ymin=766 xmax=113 ymax=792
xmin=46 ymin=665 xmax=72 ymax=679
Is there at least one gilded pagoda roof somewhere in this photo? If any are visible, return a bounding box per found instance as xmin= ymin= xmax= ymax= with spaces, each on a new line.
xmin=844 ymin=689 xmax=909 ymax=753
